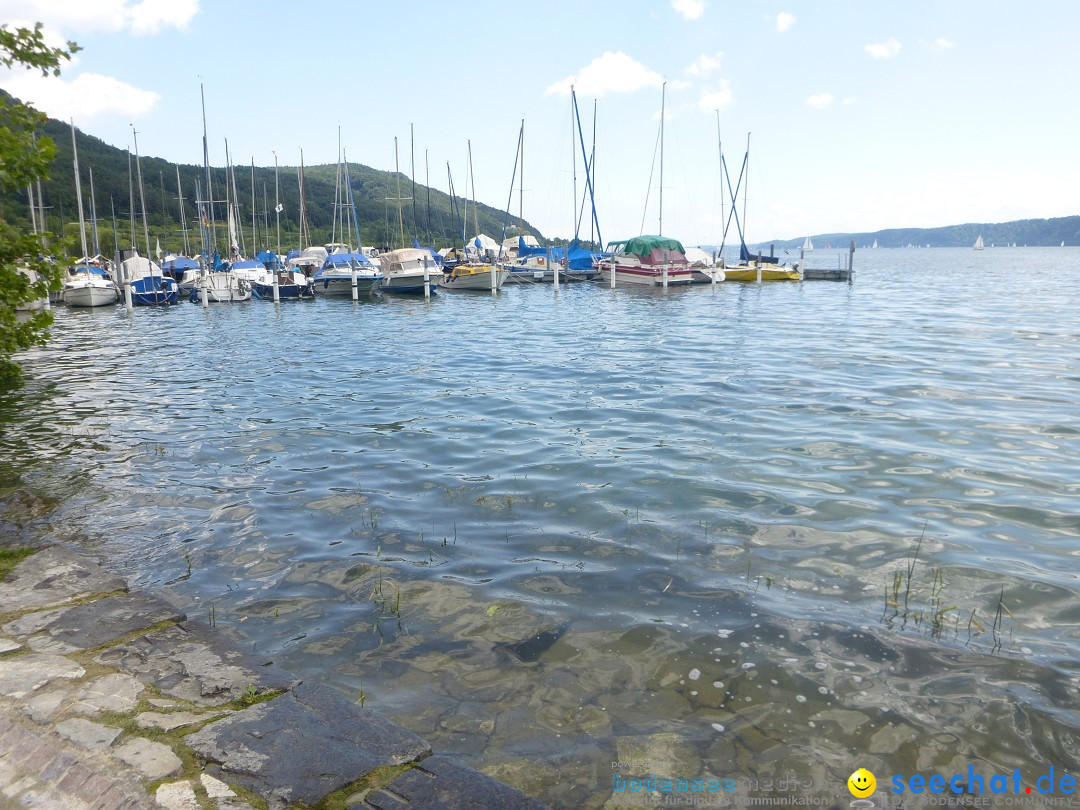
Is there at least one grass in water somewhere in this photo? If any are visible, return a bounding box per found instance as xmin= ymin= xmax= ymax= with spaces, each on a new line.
xmin=0 ymin=546 xmax=35 ymax=580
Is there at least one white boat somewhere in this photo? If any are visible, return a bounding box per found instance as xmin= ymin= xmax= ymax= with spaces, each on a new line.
xmin=120 ymin=254 xmax=180 ymax=305
xmin=684 ymin=246 xmax=726 ymax=284
xmin=378 ymin=247 xmax=439 ymax=294
xmin=63 ymin=262 xmax=118 ymax=307
xmin=312 ymin=252 xmax=383 ymax=296
xmin=974 ymin=235 xmax=984 ymax=250
xmin=802 ymin=236 xmax=814 ymax=251
xmin=599 ymin=235 xmax=694 ymax=287
xmin=439 ymin=262 xmax=509 ymax=291
xmin=872 ymin=239 xmax=879 ymax=249
xmin=188 ymin=270 xmax=251 ymax=303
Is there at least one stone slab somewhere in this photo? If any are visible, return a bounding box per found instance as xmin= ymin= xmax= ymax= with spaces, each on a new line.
xmin=0 ymin=653 xmax=85 ymax=699
xmin=0 ymin=546 xmax=126 ymax=615
xmin=71 ymin=673 xmax=145 ymax=716
xmin=113 ymin=737 xmax=183 ymax=781
xmin=95 ymin=622 xmax=295 ymax=706
xmin=135 ymin=710 xmax=212 ymax=732
xmin=363 ymin=755 xmax=547 ymax=809
xmin=55 ymin=717 xmax=122 ymax=750
xmin=0 ymin=637 xmax=20 ymax=654
xmin=186 ymin=681 xmax=430 ymax=808
xmin=4 ymin=591 xmax=185 ymax=653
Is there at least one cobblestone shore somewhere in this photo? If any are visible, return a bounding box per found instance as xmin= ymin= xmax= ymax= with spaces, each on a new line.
xmin=0 ymin=545 xmax=546 ymax=809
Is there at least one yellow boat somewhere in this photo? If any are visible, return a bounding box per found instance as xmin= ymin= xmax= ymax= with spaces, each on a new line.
xmin=721 ymin=262 xmax=800 ymax=282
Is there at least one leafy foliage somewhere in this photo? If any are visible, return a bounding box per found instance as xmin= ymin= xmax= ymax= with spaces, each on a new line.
xmin=0 ymin=23 xmax=78 ymax=390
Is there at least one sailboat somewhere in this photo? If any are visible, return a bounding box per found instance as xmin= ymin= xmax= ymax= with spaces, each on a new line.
xmin=63 ymin=121 xmax=118 ymax=307
xmin=124 ymin=128 xmax=179 ymax=305
xmin=973 ymin=235 xmax=984 ymax=250
xmin=872 ymin=239 xmax=878 ymax=249
xmin=380 ymin=134 xmax=439 ymax=294
xmin=440 ymin=140 xmax=509 ymax=292
xmin=311 ymin=150 xmax=383 ymax=297
xmin=715 ymin=134 xmax=798 ymax=282
xmin=601 ymin=83 xmax=694 ymax=287
xmin=802 ymin=236 xmax=814 ymax=252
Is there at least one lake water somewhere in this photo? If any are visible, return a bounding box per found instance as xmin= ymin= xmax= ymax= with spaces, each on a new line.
xmin=3 ymin=247 xmax=1079 ymax=807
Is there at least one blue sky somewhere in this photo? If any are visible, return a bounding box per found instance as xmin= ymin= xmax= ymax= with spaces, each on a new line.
xmin=2 ymin=0 xmax=1078 ymax=246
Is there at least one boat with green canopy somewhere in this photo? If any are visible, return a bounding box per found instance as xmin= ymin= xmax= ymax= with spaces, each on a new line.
xmin=600 ymin=235 xmax=693 ymax=287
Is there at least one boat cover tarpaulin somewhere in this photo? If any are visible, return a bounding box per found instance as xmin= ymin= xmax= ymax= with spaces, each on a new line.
xmin=612 ymin=235 xmax=687 ymax=265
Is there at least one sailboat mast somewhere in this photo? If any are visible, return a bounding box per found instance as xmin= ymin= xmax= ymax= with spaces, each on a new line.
xmin=332 ymin=127 xmax=341 ymax=246
xmin=89 ymin=165 xmax=100 ymax=257
xmin=742 ymin=132 xmax=750 ymax=253
xmin=175 ymin=165 xmax=190 ymax=256
xmin=70 ymin=120 xmax=89 ymax=263
xmin=570 ymin=87 xmax=578 ymax=240
xmin=590 ymin=99 xmax=597 ymax=245
xmin=519 ymin=119 xmax=524 ymax=234
xmin=158 ymin=170 xmax=167 ymax=255
xmin=200 ymin=82 xmax=216 ymax=258
xmin=273 ymin=151 xmax=281 ymax=257
xmin=425 ymin=149 xmax=431 ymax=245
xmin=468 ymin=139 xmax=478 ymax=240
xmin=410 ymin=123 xmax=417 ymax=241
xmin=659 ymin=81 xmax=666 ymax=236
xmin=394 ymin=137 xmax=405 ymax=248
xmin=131 ymin=126 xmax=151 ymax=262
xmin=251 ymin=157 xmax=257 ymax=255
xmin=715 ymin=110 xmax=723 ymax=254
xmin=298 ymin=149 xmax=307 ymax=251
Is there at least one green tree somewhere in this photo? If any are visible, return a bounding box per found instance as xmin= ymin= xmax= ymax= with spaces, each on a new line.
xmin=0 ymin=23 xmax=78 ymax=390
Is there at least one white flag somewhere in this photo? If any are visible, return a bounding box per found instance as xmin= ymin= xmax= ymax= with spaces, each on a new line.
xmin=275 ymin=203 xmax=284 ymax=213
xmin=155 ymin=237 xmax=162 ymax=261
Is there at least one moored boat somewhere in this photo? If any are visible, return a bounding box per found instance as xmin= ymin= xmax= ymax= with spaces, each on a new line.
xmin=439 ymin=262 xmax=509 ymax=291
xmin=378 ymin=247 xmax=440 ymax=294
xmin=312 ymin=252 xmax=383 ymax=296
xmin=599 ymin=235 xmax=694 ymax=286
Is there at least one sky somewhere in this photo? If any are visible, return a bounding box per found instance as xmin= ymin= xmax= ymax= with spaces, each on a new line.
xmin=2 ymin=0 xmax=1079 ymax=247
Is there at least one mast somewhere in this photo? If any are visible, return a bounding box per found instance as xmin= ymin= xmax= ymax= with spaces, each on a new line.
xmin=298 ymin=149 xmax=307 ymax=252
xmin=70 ymin=120 xmax=89 ymax=264
xmin=410 ymin=123 xmax=417 ymax=240
xmin=519 ymin=119 xmax=524 ymax=234
xmin=158 ymin=170 xmax=167 ymax=255
xmin=742 ymin=132 xmax=750 ymax=253
xmin=26 ymin=183 xmax=37 ymax=235
xmin=273 ymin=151 xmax=281 ymax=257
xmin=251 ymin=157 xmax=257 ymax=256
xmin=175 ymin=165 xmax=190 ymax=255
xmin=393 ymin=137 xmax=405 ymax=248
xmin=716 ymin=110 xmax=723 ymax=254
xmin=468 ymin=139 xmax=478 ymax=240
xmin=127 ymin=149 xmax=135 ymax=249
xmin=110 ymin=196 xmax=119 ymax=260
xmin=590 ymin=99 xmax=597 ymax=245
xmin=88 ymin=165 xmax=101 ymax=257
xmin=200 ymin=82 xmax=216 ymax=258
xmin=570 ymin=86 xmax=578 ymax=240
xmin=332 ymin=127 xmax=342 ymax=246
xmin=425 ymin=149 xmax=431 ymax=245
xmin=659 ymin=81 xmax=666 ymax=236
xmin=131 ymin=127 xmax=151 ymax=261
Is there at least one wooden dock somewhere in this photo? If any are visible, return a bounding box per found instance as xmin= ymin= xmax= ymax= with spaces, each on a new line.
xmin=799 ymin=240 xmax=855 ymax=282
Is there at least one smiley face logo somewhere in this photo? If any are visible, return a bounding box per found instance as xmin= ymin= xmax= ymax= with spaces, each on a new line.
xmin=848 ymin=768 xmax=876 ymax=797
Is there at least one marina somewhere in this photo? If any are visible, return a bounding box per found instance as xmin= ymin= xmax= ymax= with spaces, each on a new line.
xmin=3 ymin=247 xmax=1079 ymax=806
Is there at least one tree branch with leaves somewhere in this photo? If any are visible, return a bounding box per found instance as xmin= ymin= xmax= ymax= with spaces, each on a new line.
xmin=0 ymin=22 xmax=79 ymax=390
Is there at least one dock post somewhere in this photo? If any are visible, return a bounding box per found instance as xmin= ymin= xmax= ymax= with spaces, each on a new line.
xmin=662 ymin=263 xmax=669 ymax=288
xmin=848 ymin=239 xmax=856 ymax=285
xmin=610 ymin=255 xmax=616 ymax=288
xmin=351 ymin=260 xmax=358 ymax=301
xmin=423 ymin=255 xmax=430 ymax=298
xmin=551 ymin=247 xmax=559 ymax=292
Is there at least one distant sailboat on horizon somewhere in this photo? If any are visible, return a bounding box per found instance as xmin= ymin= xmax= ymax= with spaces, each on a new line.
xmin=871 ymin=238 xmax=878 ymax=249
xmin=802 ymin=236 xmax=814 ymax=251
xmin=974 ymin=235 xmax=984 ymax=250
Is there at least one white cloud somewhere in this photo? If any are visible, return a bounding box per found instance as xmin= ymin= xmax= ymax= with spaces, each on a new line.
xmin=671 ymin=0 xmax=705 ymax=20
xmin=544 ymin=51 xmax=663 ymax=98
xmin=0 ymin=71 xmax=159 ymax=122
xmin=865 ymin=38 xmax=901 ymax=59
xmin=669 ymin=79 xmax=691 ymax=91
xmin=931 ymin=37 xmax=954 ymax=51
xmin=776 ymin=12 xmax=796 ymax=32
xmin=686 ymin=52 xmax=723 ymax=76
xmin=806 ymin=93 xmax=834 ymax=109
xmin=699 ymin=80 xmax=734 ymax=113
xmin=0 ymin=0 xmax=199 ymax=36
xmin=127 ymin=0 xmax=198 ymax=35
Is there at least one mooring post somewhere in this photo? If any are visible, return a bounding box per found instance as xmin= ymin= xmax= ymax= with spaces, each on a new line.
xmin=423 ymin=255 xmax=430 ymax=298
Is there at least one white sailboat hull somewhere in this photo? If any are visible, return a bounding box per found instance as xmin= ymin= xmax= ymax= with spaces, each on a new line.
xmin=64 ymin=281 xmax=118 ymax=307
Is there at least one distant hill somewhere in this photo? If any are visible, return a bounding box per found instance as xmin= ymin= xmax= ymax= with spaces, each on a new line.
xmin=757 ymin=216 xmax=1080 ymax=251
xmin=0 ymin=92 xmax=544 ymax=258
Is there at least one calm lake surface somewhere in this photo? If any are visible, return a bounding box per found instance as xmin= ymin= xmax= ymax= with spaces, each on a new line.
xmin=3 ymin=247 xmax=1079 ymax=806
